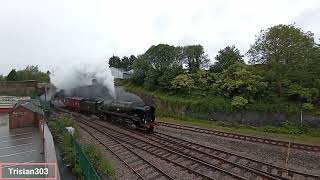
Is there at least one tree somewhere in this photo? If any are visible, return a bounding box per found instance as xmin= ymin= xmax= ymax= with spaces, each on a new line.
xmin=15 ymin=65 xmax=50 ymax=82
xmin=287 ymin=84 xmax=318 ymax=125
xmin=219 ymin=62 xmax=268 ymax=101
xmin=128 ymin=55 xmax=137 ymax=70
xmin=46 ymin=71 xmax=51 ymax=83
xmin=109 ymin=55 xmax=121 ymax=69
xmin=247 ymin=24 xmax=317 ymax=97
xmin=287 ymin=84 xmax=318 ymax=102
xmin=0 ymin=74 xmax=5 ymax=81
xmin=231 ymin=96 xmax=248 ymax=123
xmin=158 ymin=65 xmax=183 ymax=90
xmin=121 ymin=56 xmax=130 ymax=70
xmin=210 ymin=45 xmax=244 ymax=73
xmin=139 ymin=44 xmax=183 ymax=89
xmin=171 ymin=74 xmax=195 ymax=93
xmin=182 ymin=45 xmax=209 ymax=73
xmin=143 ymin=70 xmax=160 ymax=90
xmin=247 ymin=24 xmax=315 ymax=65
xmin=144 ymin=44 xmax=178 ymax=72
xmin=6 ymin=69 xmax=17 ymax=81
xmin=231 ymin=96 xmax=248 ymax=109
xmin=191 ymin=70 xmax=217 ymax=90
xmin=132 ymin=56 xmax=150 ymax=85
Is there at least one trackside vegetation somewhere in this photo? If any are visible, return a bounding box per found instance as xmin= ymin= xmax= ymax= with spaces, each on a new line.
xmin=121 ymin=82 xmax=320 ymax=143
xmin=48 ymin=115 xmax=116 ymax=180
xmin=110 ymin=24 xmax=320 ymax=120
xmin=2 ymin=65 xmax=50 ymax=82
xmin=157 ymin=116 xmax=320 ymax=144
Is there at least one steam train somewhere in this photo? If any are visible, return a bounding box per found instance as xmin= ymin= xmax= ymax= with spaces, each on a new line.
xmin=53 ymin=96 xmax=156 ymax=132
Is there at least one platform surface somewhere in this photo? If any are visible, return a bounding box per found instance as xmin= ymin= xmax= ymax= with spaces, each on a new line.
xmin=0 ymin=113 xmax=44 ymax=164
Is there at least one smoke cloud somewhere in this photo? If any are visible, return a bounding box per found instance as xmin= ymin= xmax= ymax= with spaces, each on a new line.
xmin=50 ymin=61 xmax=116 ymax=98
xmin=115 ymin=86 xmax=144 ymax=105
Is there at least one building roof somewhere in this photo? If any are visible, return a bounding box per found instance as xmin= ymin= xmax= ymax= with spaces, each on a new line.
xmin=66 ymin=97 xmax=85 ymax=100
xmin=13 ymin=100 xmax=44 ymax=115
xmin=15 ymin=99 xmax=41 ymax=106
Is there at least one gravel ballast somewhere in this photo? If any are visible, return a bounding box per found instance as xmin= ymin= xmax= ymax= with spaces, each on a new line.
xmin=155 ymin=125 xmax=320 ymax=176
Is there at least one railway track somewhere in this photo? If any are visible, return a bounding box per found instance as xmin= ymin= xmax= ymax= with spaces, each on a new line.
xmin=77 ymin=118 xmax=240 ymax=179
xmin=73 ymin=116 xmax=283 ymax=180
xmin=157 ymin=122 xmax=320 ymax=152
xmin=91 ymin=120 xmax=319 ymax=180
xmin=78 ymin=120 xmax=175 ymax=180
xmin=54 ymin=109 xmax=319 ymax=179
xmin=150 ymin=132 xmax=320 ymax=180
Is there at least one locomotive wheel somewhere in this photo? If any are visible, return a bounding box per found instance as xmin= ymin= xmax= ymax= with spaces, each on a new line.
xmin=146 ymin=126 xmax=154 ymax=133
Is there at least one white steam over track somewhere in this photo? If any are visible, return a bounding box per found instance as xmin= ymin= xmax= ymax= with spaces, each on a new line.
xmin=50 ymin=61 xmax=116 ymax=98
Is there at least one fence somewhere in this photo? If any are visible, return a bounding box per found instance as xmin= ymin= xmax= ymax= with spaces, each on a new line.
xmin=57 ymin=122 xmax=102 ymax=180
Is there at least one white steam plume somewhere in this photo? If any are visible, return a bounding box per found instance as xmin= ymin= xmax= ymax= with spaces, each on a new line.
xmin=50 ymin=61 xmax=116 ymax=98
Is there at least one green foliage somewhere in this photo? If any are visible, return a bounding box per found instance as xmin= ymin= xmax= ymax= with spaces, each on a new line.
xmin=57 ymin=131 xmax=83 ymax=178
xmin=0 ymin=74 xmax=5 ymax=81
xmin=231 ymin=96 xmax=248 ymax=110
xmin=191 ymin=70 xmax=218 ymax=90
xmin=210 ymin=45 xmax=244 ymax=73
xmin=109 ymin=55 xmax=121 ymax=68
xmin=171 ymin=74 xmax=195 ymax=93
xmin=49 ymin=115 xmax=80 ymax=139
xmin=6 ymin=69 xmax=17 ymax=81
xmin=122 ymin=81 xmax=315 ymax=115
xmin=181 ymin=45 xmax=209 ymax=73
xmin=287 ymin=84 xmax=318 ymax=102
xmin=247 ymin=24 xmax=319 ymax=99
xmin=302 ymin=103 xmax=315 ymax=111
xmin=143 ymin=70 xmax=160 ymax=90
xmin=124 ymin=24 xmax=320 ymax=117
xmin=144 ymin=44 xmax=178 ymax=72
xmin=48 ymin=115 xmax=109 ymax=179
xmin=131 ymin=56 xmax=150 ymax=85
xmin=109 ymin=55 xmax=136 ymax=71
xmin=18 ymin=65 xmax=50 ymax=82
xmin=6 ymin=66 xmax=50 ymax=82
xmin=84 ymin=145 xmax=115 ymax=177
xmin=219 ymin=62 xmax=268 ymax=100
xmin=262 ymin=121 xmax=320 ymax=137
xmin=247 ymin=24 xmax=315 ymax=65
xmin=158 ymin=65 xmax=183 ymax=90
xmin=132 ymin=44 xmax=184 ymax=90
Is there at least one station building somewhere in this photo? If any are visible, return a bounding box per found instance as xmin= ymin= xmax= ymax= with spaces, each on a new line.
xmin=9 ymin=100 xmax=44 ymax=129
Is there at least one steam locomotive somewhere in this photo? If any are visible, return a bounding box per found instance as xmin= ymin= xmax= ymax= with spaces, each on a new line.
xmin=53 ymin=96 xmax=156 ymax=132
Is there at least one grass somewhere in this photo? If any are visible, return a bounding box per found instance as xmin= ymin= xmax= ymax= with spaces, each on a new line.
xmin=157 ymin=115 xmax=320 ymax=145
xmin=122 ymin=81 xmax=320 ymax=144
xmin=122 ymin=81 xmax=312 ymax=114
xmin=84 ymin=144 xmax=116 ymax=180
xmin=48 ymin=114 xmax=116 ymax=179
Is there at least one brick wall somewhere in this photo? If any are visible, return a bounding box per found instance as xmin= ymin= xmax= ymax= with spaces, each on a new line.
xmin=9 ymin=106 xmax=43 ymax=129
xmin=0 ymin=81 xmax=37 ymax=96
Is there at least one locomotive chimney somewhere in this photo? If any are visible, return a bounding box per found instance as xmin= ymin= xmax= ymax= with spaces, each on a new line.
xmin=92 ymin=79 xmax=98 ymax=85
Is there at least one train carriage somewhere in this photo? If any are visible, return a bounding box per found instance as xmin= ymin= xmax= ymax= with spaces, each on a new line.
xmin=62 ymin=97 xmax=83 ymax=110
xmin=79 ymin=98 xmax=103 ymax=114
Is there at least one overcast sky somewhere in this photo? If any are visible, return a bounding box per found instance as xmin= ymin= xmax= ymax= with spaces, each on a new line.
xmin=0 ymin=0 xmax=319 ymax=75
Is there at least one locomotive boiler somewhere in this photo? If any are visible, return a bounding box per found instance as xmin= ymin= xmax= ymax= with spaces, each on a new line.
xmin=54 ymin=96 xmax=156 ymax=132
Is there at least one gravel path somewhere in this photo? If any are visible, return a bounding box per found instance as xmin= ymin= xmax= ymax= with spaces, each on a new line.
xmin=155 ymin=125 xmax=320 ymax=176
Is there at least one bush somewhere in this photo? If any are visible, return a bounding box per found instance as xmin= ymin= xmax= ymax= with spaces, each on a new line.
xmin=84 ymin=145 xmax=115 ymax=177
